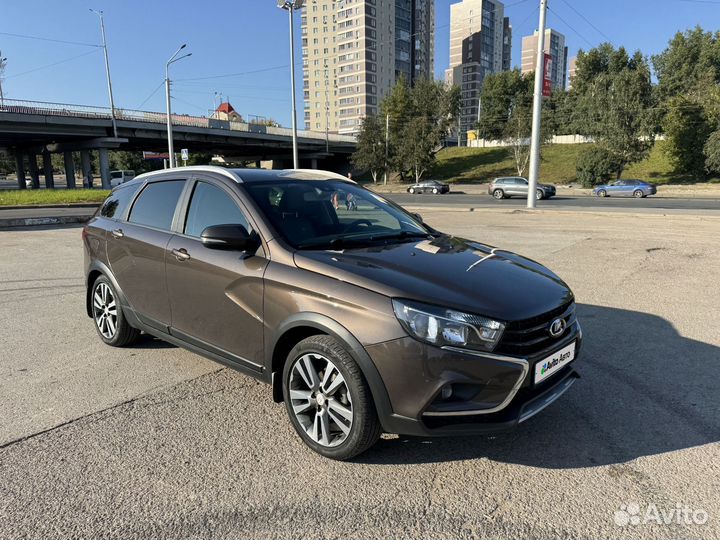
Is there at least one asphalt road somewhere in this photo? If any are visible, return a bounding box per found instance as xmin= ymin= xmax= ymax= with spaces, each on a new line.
xmin=1 ymin=211 xmax=719 ymax=539
xmin=387 ymin=192 xmax=720 ymax=213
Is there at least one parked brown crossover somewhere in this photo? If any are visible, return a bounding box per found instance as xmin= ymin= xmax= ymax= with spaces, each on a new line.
xmin=84 ymin=167 xmax=582 ymax=460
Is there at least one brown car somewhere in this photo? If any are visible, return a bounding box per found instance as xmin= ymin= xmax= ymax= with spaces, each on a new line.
xmin=84 ymin=166 xmax=581 ymax=460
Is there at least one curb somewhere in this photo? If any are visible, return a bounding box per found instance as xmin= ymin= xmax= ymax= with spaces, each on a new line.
xmin=403 ymin=205 xmax=720 ymax=220
xmin=0 ymin=215 xmax=90 ymax=228
xmin=0 ymin=203 xmax=101 ymax=210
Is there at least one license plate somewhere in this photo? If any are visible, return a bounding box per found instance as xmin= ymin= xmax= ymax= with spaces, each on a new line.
xmin=534 ymin=341 xmax=576 ymax=384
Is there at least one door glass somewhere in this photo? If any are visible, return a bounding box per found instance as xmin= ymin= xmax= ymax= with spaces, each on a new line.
xmin=100 ymin=183 xmax=140 ymax=220
xmin=128 ymin=180 xmax=185 ymax=230
xmin=184 ymin=181 xmax=250 ymax=237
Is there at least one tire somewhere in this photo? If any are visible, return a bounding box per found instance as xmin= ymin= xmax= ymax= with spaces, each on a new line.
xmin=633 ymin=190 xmax=644 ymax=198
xmin=597 ymin=189 xmax=607 ymax=198
xmin=493 ymin=189 xmax=505 ymax=200
xmin=90 ymin=275 xmax=140 ymax=347
xmin=409 ymin=187 xmax=415 ymax=194
xmin=432 ymin=188 xmax=438 ymax=194
xmin=283 ymin=335 xmax=381 ymax=460
xmin=536 ymin=189 xmax=544 ymax=200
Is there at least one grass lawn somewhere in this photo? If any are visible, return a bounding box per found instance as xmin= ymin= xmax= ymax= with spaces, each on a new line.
xmin=429 ymin=141 xmax=695 ymax=185
xmin=0 ymin=189 xmax=110 ymax=206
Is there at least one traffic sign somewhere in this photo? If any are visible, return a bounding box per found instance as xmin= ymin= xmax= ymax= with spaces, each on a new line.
xmin=181 ymin=148 xmax=189 ymax=161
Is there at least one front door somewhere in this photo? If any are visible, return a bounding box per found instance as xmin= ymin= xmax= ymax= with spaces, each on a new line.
xmin=165 ymin=178 xmax=268 ymax=370
xmin=106 ymin=178 xmax=186 ymax=329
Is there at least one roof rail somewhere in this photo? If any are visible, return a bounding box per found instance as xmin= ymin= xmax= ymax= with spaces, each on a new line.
xmin=288 ymin=169 xmax=355 ymax=183
xmin=134 ymin=165 xmax=243 ymax=183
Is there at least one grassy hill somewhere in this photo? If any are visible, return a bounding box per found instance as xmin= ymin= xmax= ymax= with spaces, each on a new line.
xmin=429 ymin=141 xmax=692 ymax=185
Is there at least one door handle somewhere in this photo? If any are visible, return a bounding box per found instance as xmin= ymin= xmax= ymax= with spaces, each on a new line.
xmin=172 ymin=248 xmax=191 ymax=262
xmin=111 ymin=228 xmax=124 ymax=239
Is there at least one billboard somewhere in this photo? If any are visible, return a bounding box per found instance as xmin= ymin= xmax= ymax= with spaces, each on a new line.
xmin=543 ymin=53 xmax=553 ymax=97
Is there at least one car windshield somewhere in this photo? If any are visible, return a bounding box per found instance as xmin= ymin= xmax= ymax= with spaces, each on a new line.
xmin=243 ymin=179 xmax=431 ymax=250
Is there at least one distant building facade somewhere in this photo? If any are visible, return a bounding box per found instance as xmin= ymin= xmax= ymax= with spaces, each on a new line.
xmin=212 ymin=102 xmax=242 ymax=122
xmin=521 ymin=28 xmax=568 ymax=91
xmin=301 ymin=0 xmax=435 ymax=136
xmin=444 ymin=0 xmax=512 ymax=145
xmin=567 ymin=55 xmax=577 ymax=89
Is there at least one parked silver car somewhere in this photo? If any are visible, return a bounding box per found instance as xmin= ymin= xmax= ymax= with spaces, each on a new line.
xmin=488 ymin=177 xmax=556 ymax=200
xmin=593 ymin=179 xmax=657 ymax=198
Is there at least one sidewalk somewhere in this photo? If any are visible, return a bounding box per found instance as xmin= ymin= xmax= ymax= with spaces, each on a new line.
xmin=0 ymin=205 xmax=97 ymax=228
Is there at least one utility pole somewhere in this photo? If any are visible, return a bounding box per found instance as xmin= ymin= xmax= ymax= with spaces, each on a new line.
xmin=384 ymin=113 xmax=389 ymax=185
xmin=90 ymin=10 xmax=118 ymax=139
xmin=527 ymin=0 xmax=548 ymax=209
xmin=165 ymin=44 xmax=191 ymax=168
xmin=278 ymin=0 xmax=303 ymax=169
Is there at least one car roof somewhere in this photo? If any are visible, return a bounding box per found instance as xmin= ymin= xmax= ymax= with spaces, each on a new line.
xmin=130 ymin=166 xmax=355 ymax=186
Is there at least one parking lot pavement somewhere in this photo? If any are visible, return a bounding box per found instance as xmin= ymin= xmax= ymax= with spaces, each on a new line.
xmin=1 ymin=212 xmax=719 ymax=539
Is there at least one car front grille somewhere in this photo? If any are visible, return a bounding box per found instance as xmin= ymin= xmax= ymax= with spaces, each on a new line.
xmin=495 ymin=301 xmax=576 ymax=357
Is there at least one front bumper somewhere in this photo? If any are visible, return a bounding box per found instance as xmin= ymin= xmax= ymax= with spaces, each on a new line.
xmin=366 ymin=327 xmax=582 ymax=437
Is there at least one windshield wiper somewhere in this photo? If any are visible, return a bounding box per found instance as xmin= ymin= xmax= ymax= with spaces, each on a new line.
xmin=296 ymin=231 xmax=431 ymax=251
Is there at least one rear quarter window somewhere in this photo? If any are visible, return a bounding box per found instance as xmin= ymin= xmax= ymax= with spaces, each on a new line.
xmin=100 ymin=183 xmax=141 ymax=220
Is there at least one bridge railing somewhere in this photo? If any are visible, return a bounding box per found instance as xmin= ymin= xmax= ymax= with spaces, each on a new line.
xmin=0 ymin=98 xmax=356 ymax=143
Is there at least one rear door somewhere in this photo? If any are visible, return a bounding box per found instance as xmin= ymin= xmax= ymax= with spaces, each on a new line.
xmin=106 ymin=177 xmax=187 ymax=330
xmin=165 ymin=176 xmax=268 ymax=371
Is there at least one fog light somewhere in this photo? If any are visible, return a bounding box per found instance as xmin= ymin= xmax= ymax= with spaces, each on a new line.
xmin=441 ymin=385 xmax=453 ymax=400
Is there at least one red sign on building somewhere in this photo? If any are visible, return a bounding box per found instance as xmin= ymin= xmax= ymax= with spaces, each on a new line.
xmin=542 ymin=53 xmax=553 ymax=97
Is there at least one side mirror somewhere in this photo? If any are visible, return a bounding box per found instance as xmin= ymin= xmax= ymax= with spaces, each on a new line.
xmin=201 ymin=224 xmax=259 ymax=252
xmin=411 ymin=212 xmax=423 ymax=223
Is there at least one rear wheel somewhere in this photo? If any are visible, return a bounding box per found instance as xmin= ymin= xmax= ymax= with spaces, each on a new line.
xmin=633 ymin=189 xmax=644 ymax=198
xmin=432 ymin=188 xmax=438 ymax=194
xmin=283 ymin=335 xmax=381 ymax=460
xmin=409 ymin=187 xmax=415 ymax=194
xmin=91 ymin=276 xmax=140 ymax=347
xmin=493 ymin=189 xmax=505 ymax=200
xmin=597 ymin=189 xmax=607 ymax=198
xmin=536 ymin=189 xmax=544 ymax=200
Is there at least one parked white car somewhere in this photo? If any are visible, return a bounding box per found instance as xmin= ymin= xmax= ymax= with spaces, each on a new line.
xmin=110 ymin=170 xmax=135 ymax=187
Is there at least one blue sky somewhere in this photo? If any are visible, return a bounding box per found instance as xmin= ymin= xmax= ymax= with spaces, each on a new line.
xmin=1 ymin=0 xmax=718 ymax=127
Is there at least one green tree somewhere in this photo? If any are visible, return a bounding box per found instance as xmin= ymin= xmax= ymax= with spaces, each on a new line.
xmin=381 ymin=75 xmax=413 ymax=176
xmin=352 ymin=115 xmax=387 ymax=183
xmin=576 ymin=146 xmax=622 ymax=187
xmin=663 ymin=96 xmax=712 ymax=178
xmin=705 ymin=130 xmax=720 ymax=175
xmin=571 ymin=44 xmax=656 ymax=177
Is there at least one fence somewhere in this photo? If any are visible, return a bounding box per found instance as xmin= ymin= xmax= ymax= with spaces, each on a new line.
xmin=0 ymin=98 xmax=356 ymax=143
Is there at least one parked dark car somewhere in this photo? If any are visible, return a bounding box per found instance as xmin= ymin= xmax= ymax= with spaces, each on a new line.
xmin=407 ymin=179 xmax=450 ymax=194
xmin=84 ymin=166 xmax=581 ymax=460
xmin=593 ymin=179 xmax=657 ymax=198
xmin=488 ymin=177 xmax=556 ymax=200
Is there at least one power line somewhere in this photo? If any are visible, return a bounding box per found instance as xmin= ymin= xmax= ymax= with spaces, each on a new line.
xmin=136 ymin=79 xmax=165 ymax=110
xmin=547 ymin=6 xmax=596 ymax=49
xmin=175 ymin=64 xmax=292 ymax=82
xmin=4 ymin=49 xmax=100 ymax=79
xmin=556 ymin=0 xmax=613 ymax=42
xmin=0 ymin=31 xmax=101 ymax=48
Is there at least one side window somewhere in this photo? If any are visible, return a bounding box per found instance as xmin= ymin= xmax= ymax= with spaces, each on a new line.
xmin=128 ymin=180 xmax=185 ymax=230
xmin=184 ymin=181 xmax=250 ymax=238
xmin=100 ymin=183 xmax=140 ymax=219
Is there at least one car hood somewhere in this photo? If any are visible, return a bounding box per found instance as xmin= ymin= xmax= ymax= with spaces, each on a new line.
xmin=293 ymin=235 xmax=573 ymax=322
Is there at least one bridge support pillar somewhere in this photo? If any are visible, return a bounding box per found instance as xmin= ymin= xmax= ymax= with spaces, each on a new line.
xmin=14 ymin=152 xmax=26 ymax=190
xmin=28 ymin=154 xmax=40 ymax=189
xmin=42 ymin=149 xmax=54 ymax=189
xmin=81 ymin=151 xmax=93 ymax=188
xmin=64 ymin=152 xmax=76 ymax=189
xmin=310 ymin=158 xmax=318 ymax=170
xmin=98 ymin=148 xmax=111 ymax=189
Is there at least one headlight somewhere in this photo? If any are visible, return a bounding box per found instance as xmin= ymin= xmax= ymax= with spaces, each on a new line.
xmin=392 ymin=299 xmax=505 ymax=351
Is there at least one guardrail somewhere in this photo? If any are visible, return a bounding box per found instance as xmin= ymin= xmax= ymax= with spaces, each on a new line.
xmin=0 ymin=98 xmax=356 ymax=144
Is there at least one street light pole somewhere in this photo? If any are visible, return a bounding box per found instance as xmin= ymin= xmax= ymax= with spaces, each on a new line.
xmin=527 ymin=0 xmax=548 ymax=209
xmin=278 ymin=0 xmax=304 ymax=169
xmin=165 ymin=44 xmax=191 ymax=168
xmin=90 ymin=10 xmax=118 ymax=139
xmin=0 ymin=52 xmax=7 ymax=108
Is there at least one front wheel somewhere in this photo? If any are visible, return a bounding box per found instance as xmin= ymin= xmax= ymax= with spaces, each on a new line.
xmin=283 ymin=335 xmax=381 ymax=460
xmin=493 ymin=189 xmax=505 ymax=200
xmin=597 ymin=189 xmax=607 ymax=198
xmin=432 ymin=188 xmax=438 ymax=194
xmin=633 ymin=190 xmax=644 ymax=198
xmin=409 ymin=187 xmax=415 ymax=194
xmin=536 ymin=189 xmax=544 ymax=200
xmin=91 ymin=276 xmax=140 ymax=347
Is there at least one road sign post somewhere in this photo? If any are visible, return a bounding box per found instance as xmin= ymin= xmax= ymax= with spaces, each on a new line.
xmin=181 ymin=148 xmax=189 ymax=165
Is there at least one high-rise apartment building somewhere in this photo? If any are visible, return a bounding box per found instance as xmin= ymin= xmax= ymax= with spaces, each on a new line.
xmin=521 ymin=28 xmax=568 ymax=91
xmin=301 ymin=0 xmax=435 ymax=136
xmin=444 ymin=0 xmax=511 ymax=145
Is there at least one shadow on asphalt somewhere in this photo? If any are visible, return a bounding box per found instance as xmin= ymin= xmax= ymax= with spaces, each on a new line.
xmin=357 ymin=303 xmax=720 ymax=468
xmin=132 ymin=333 xmax=178 ymax=350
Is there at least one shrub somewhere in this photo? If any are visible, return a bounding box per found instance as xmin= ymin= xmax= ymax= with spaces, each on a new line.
xmin=576 ymin=147 xmax=622 ymax=187
xmin=704 ymin=130 xmax=720 ymax=176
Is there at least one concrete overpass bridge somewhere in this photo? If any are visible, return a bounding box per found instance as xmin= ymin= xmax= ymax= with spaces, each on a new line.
xmin=0 ymin=99 xmax=356 ymax=189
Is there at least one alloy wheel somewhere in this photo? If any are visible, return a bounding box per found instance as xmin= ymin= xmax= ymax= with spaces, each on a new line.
xmin=93 ymin=282 xmax=117 ymax=339
xmin=289 ymin=353 xmax=353 ymax=447
xmin=536 ymin=189 xmax=544 ymax=200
